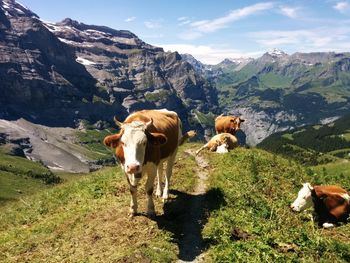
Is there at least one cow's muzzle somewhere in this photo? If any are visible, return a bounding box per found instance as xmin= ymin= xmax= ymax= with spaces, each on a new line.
xmin=126 ymin=164 xmax=141 ymax=174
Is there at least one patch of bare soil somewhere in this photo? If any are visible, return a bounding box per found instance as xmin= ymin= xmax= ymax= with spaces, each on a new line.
xmin=0 ymin=118 xmax=90 ymax=172
xmin=176 ymin=150 xmax=210 ymax=262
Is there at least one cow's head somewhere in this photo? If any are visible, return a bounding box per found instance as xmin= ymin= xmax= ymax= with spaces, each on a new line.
xmin=104 ymin=117 xmax=167 ymax=186
xmin=229 ymin=117 xmax=245 ymax=134
xmin=291 ymin=183 xmax=314 ymax=212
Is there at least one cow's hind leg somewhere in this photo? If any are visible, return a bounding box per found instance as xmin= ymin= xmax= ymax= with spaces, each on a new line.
xmin=162 ymin=151 xmax=177 ymax=201
xmin=155 ymin=161 xmax=164 ymax=197
xmin=145 ymin=164 xmax=157 ymax=217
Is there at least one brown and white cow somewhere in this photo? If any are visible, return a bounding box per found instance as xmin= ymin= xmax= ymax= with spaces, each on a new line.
xmin=291 ymin=183 xmax=350 ymax=228
xmin=195 ymin=133 xmax=238 ymax=155
xmin=103 ymin=109 xmax=195 ymax=217
xmin=215 ymin=114 xmax=245 ymax=135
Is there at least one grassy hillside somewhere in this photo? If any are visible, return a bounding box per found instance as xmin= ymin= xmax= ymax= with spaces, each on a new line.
xmin=202 ymin=148 xmax=350 ymax=262
xmin=258 ymin=114 xmax=350 ymax=165
xmin=0 ymin=146 xmax=61 ymax=205
xmin=1 ymin=144 xmax=349 ymax=262
xmin=0 ymin=144 xmax=198 ymax=262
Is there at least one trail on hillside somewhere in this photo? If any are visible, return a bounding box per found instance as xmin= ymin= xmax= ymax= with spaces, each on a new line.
xmin=177 ymin=150 xmax=209 ymax=262
xmin=156 ymin=149 xmax=224 ymax=261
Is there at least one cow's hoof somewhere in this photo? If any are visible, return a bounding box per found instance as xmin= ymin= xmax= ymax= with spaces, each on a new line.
xmin=129 ymin=210 xmax=137 ymax=218
xmin=147 ymin=211 xmax=156 ymax=219
xmin=322 ymin=223 xmax=335 ymax=228
xmin=162 ymin=197 xmax=168 ymax=203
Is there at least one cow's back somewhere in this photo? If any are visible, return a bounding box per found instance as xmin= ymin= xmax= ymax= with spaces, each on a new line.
xmin=125 ymin=109 xmax=180 ymax=159
xmin=313 ymin=185 xmax=350 ymax=222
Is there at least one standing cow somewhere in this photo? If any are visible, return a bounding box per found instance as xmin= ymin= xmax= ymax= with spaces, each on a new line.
xmin=291 ymin=183 xmax=350 ymax=228
xmin=215 ymin=114 xmax=245 ymax=135
xmin=103 ymin=109 xmax=195 ymax=217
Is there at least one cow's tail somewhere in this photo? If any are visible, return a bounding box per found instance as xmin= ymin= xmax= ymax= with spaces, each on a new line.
xmin=179 ymin=130 xmax=196 ymax=146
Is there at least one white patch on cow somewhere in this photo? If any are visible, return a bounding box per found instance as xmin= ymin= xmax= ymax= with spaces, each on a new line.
xmin=291 ymin=183 xmax=314 ymax=212
xmin=322 ymin=222 xmax=335 ymax=228
xmin=216 ymin=143 xmax=229 ymax=153
xmin=341 ymin=193 xmax=350 ymax=203
xmin=120 ymin=121 xmax=148 ymax=183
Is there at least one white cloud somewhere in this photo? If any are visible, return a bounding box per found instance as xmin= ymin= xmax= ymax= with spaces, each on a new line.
xmin=177 ymin=16 xmax=188 ymax=21
xmin=190 ymin=2 xmax=274 ymax=33
xmin=124 ymin=16 xmax=136 ymax=22
xmin=249 ymin=26 xmax=350 ymax=51
xmin=144 ymin=20 xmax=163 ymax=29
xmin=333 ymin=1 xmax=350 ymax=13
xmin=279 ymin=6 xmax=299 ymax=18
xmin=157 ymin=44 xmax=262 ymax=64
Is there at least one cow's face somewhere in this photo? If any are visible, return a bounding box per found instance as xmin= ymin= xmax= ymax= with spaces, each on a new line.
xmin=104 ymin=119 xmax=167 ymax=186
xmin=229 ymin=117 xmax=245 ymax=133
xmin=291 ymin=183 xmax=313 ymax=212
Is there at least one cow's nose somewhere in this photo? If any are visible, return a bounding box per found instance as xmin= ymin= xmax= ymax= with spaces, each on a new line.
xmin=127 ymin=164 xmax=140 ymax=173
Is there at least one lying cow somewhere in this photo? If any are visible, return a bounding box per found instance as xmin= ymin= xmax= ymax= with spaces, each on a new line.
xmin=103 ymin=109 xmax=195 ymax=217
xmin=291 ymin=183 xmax=350 ymax=228
xmin=196 ymin=133 xmax=238 ymax=155
xmin=215 ymin=114 xmax=245 ymax=135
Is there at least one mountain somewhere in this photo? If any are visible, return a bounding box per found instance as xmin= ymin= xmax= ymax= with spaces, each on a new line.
xmin=181 ymin=54 xmax=253 ymax=78
xmin=213 ymin=50 xmax=350 ymax=145
xmin=0 ymin=0 xmax=217 ymax=133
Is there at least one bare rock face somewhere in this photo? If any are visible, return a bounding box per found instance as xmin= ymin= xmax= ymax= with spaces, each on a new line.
xmin=0 ymin=0 xmax=217 ymax=132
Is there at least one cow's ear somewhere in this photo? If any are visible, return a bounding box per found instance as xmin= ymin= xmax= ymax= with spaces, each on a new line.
xmin=147 ymin=132 xmax=167 ymax=146
xmin=103 ymin=133 xmax=122 ymax=148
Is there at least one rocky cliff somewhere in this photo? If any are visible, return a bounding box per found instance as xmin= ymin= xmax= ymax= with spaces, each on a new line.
xmin=0 ymin=0 xmax=217 ymax=132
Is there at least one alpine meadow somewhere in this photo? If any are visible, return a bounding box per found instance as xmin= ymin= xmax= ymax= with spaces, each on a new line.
xmin=0 ymin=0 xmax=350 ymax=262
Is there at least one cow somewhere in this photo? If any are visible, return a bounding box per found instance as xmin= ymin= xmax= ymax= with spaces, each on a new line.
xmin=215 ymin=114 xmax=245 ymax=135
xmin=103 ymin=109 xmax=195 ymax=217
xmin=195 ymin=133 xmax=238 ymax=155
xmin=291 ymin=183 xmax=350 ymax=228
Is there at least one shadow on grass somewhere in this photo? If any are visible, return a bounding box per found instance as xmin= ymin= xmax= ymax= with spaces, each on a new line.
xmin=153 ymin=188 xmax=225 ymax=261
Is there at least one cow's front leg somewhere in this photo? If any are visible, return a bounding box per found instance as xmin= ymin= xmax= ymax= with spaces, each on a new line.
xmin=129 ymin=185 xmax=138 ymax=217
xmin=145 ymin=165 xmax=157 ymax=217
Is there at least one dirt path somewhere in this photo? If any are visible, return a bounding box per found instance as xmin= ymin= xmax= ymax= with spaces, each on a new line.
xmin=177 ymin=150 xmax=209 ymax=263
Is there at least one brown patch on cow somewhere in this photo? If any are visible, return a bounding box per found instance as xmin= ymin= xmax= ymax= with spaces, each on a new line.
xmin=215 ymin=115 xmax=245 ymax=135
xmin=312 ymin=185 xmax=350 ymax=225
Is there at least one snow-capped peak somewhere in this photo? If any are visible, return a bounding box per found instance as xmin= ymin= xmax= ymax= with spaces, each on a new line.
xmin=267 ymin=48 xmax=287 ymax=57
xmin=1 ymin=0 xmax=38 ymax=18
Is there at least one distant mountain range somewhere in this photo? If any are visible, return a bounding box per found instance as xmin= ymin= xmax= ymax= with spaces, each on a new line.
xmin=182 ymin=48 xmax=350 ymax=144
xmin=1 ymin=0 xmax=350 ymax=145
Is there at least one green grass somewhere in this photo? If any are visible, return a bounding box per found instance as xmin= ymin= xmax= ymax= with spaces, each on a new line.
xmin=259 ymin=72 xmax=292 ymax=89
xmin=202 ymin=148 xmax=350 ymax=262
xmin=2 ymin=142 xmax=350 ymax=262
xmin=0 ymin=171 xmax=48 ymax=205
xmin=0 ymin=144 xmax=198 ymax=262
xmin=75 ymin=129 xmax=116 ymax=160
xmin=0 ymin=149 xmax=61 ymax=205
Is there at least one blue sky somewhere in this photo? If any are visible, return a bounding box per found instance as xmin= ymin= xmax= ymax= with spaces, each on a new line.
xmin=19 ymin=0 xmax=350 ymax=64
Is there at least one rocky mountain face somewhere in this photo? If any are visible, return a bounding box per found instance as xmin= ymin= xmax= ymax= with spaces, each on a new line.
xmin=0 ymin=0 xmax=217 ymax=133
xmin=1 ymin=0 xmax=350 ymax=147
